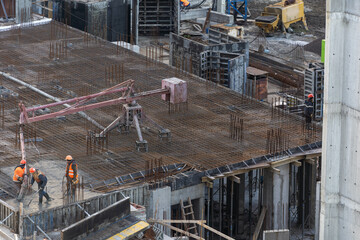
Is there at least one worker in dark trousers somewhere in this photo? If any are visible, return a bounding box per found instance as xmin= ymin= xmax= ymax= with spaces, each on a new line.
xmin=304 ymin=94 xmax=314 ymax=130
xmin=29 ymin=168 xmax=52 ymax=204
xmin=13 ymin=159 xmax=26 ymax=197
xmin=65 ymin=155 xmax=79 ymax=201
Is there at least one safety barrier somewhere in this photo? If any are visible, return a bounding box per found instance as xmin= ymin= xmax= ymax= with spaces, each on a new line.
xmin=21 ymin=190 xmax=125 ymax=238
xmin=0 ymin=199 xmax=19 ymax=233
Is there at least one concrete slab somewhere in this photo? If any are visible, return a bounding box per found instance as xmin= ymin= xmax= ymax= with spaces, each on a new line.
xmin=0 ymin=225 xmax=15 ymax=240
xmin=2 ymin=160 xmax=100 ymax=213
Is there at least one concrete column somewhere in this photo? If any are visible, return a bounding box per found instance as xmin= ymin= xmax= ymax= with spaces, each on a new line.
xmin=16 ymin=0 xmax=31 ymax=23
xmin=309 ymin=161 xmax=317 ymax=226
xmin=171 ymin=183 xmax=205 ymax=220
xmin=315 ymin=181 xmax=321 ymax=240
xmin=263 ymin=164 xmax=290 ymax=230
xmin=320 ymin=1 xmax=360 ymax=239
xmin=216 ymin=0 xmax=226 ymax=14
xmin=237 ymin=174 xmax=245 ymax=235
xmin=147 ymin=187 xmax=171 ymax=235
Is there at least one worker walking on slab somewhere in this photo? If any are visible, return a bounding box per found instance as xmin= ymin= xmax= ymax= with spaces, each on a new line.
xmin=13 ymin=159 xmax=26 ymax=194
xmin=65 ymin=155 xmax=78 ymax=200
xmin=304 ymin=94 xmax=314 ymax=130
xmin=29 ymin=168 xmax=52 ymax=204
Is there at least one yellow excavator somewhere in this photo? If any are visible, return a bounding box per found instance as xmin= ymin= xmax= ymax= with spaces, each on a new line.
xmin=255 ymin=0 xmax=308 ymax=34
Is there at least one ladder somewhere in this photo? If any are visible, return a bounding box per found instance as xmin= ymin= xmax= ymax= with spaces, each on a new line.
xmin=180 ymin=197 xmax=198 ymax=235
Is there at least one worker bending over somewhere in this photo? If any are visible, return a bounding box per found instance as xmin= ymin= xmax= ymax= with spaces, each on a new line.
xmin=65 ymin=155 xmax=78 ymax=199
xmin=13 ymin=159 xmax=26 ymax=193
xmin=304 ymin=94 xmax=314 ymax=130
xmin=29 ymin=168 xmax=52 ymax=204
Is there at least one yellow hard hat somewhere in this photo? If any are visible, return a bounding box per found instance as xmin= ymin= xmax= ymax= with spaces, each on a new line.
xmin=65 ymin=155 xmax=73 ymax=161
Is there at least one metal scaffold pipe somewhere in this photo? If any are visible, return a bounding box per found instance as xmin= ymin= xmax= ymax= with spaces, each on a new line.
xmin=0 ymin=71 xmax=104 ymax=130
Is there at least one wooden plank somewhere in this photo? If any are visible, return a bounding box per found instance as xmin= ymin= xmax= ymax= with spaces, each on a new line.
xmin=229 ymin=176 xmax=240 ymax=184
xmin=202 ymin=8 xmax=211 ymax=33
xmin=270 ymin=151 xmax=321 ymax=168
xmin=32 ymin=3 xmax=52 ymax=11
xmin=305 ymin=158 xmax=316 ymax=165
xmin=269 ymin=167 xmax=281 ymax=174
xmin=198 ymin=223 xmax=235 ymax=240
xmin=252 ymin=207 xmax=267 ymax=240
xmin=156 ymin=222 xmax=204 ymax=240
xmin=292 ymin=160 xmax=302 ymax=167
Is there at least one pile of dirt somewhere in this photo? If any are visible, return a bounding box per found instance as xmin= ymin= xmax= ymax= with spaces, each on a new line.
xmin=304 ymin=36 xmax=325 ymax=55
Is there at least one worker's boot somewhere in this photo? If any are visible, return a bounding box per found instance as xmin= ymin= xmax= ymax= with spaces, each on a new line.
xmin=44 ymin=192 xmax=52 ymax=202
xmin=38 ymin=197 xmax=42 ymax=205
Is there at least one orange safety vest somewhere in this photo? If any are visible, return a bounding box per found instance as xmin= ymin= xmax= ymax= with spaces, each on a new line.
xmin=13 ymin=166 xmax=25 ymax=182
xmin=180 ymin=0 xmax=190 ymax=7
xmin=66 ymin=162 xmax=78 ymax=179
xmin=33 ymin=170 xmax=45 ymax=183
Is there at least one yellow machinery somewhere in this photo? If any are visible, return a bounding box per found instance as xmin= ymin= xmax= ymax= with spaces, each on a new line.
xmin=255 ymin=0 xmax=308 ymax=34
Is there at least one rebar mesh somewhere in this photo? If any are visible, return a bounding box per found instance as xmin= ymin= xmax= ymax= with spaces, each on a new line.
xmin=0 ymin=21 xmax=322 ymax=185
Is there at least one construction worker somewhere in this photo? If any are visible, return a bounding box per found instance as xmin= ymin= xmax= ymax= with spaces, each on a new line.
xmin=65 ymin=155 xmax=78 ymax=200
xmin=13 ymin=159 xmax=26 ymax=193
xmin=29 ymin=168 xmax=52 ymax=204
xmin=304 ymin=93 xmax=314 ymax=130
xmin=180 ymin=0 xmax=190 ymax=8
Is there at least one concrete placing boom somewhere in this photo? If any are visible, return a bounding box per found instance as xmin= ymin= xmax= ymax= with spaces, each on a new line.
xmin=16 ymin=78 xmax=186 ymax=200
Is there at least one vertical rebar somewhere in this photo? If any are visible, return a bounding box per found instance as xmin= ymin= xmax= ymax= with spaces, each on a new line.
xmin=1 ymin=98 xmax=4 ymax=129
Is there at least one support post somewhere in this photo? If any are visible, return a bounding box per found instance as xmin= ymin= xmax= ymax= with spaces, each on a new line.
xmin=230 ymin=177 xmax=234 ymax=237
xmin=249 ymin=170 xmax=253 ymax=239
xmin=302 ymin=159 xmax=305 ymax=239
xmin=219 ymin=178 xmax=223 ymax=234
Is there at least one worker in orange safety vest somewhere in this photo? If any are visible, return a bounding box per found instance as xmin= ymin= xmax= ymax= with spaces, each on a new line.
xmin=180 ymin=0 xmax=190 ymax=8
xmin=65 ymin=155 xmax=78 ymax=199
xmin=13 ymin=159 xmax=26 ymax=192
xmin=29 ymin=168 xmax=52 ymax=204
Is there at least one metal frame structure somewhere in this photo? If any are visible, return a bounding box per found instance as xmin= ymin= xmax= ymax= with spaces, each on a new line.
xmin=227 ymin=0 xmax=248 ymax=21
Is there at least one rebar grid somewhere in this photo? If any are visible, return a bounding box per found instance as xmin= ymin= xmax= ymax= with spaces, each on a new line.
xmin=0 ymin=21 xmax=321 ymax=184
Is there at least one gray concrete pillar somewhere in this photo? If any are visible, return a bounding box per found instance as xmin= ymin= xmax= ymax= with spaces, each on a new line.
xmin=16 ymin=0 xmax=31 ymax=23
xmin=320 ymin=1 xmax=360 ymax=239
xmin=315 ymin=181 xmax=321 ymax=240
xmin=237 ymin=174 xmax=245 ymax=235
xmin=309 ymin=160 xmax=317 ymax=227
xmin=147 ymin=187 xmax=171 ymax=235
xmin=263 ymin=164 xmax=290 ymax=230
xmin=216 ymin=0 xmax=226 ymax=14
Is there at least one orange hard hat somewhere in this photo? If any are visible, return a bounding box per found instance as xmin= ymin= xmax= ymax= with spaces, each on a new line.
xmin=20 ymin=159 xmax=26 ymax=165
xmin=29 ymin=168 xmax=36 ymax=173
xmin=65 ymin=155 xmax=73 ymax=161
xmin=308 ymin=94 xmax=314 ymax=98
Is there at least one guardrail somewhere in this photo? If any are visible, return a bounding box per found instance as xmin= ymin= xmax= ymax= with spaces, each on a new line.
xmin=21 ymin=191 xmax=125 ymax=238
xmin=0 ymin=199 xmax=19 ymax=233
